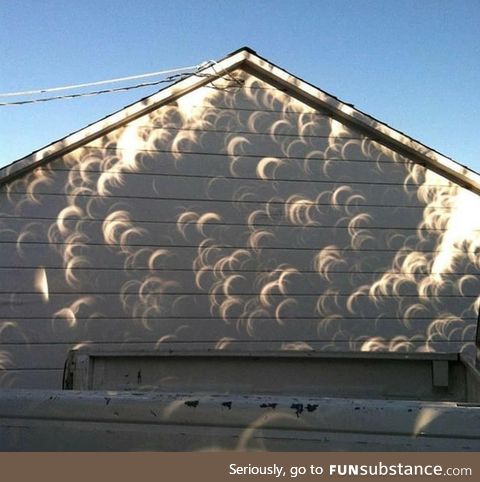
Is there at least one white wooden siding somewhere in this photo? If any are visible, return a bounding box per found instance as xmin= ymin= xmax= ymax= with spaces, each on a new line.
xmin=0 ymin=69 xmax=479 ymax=388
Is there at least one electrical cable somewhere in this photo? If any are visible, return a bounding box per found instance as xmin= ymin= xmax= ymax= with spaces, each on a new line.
xmin=0 ymin=60 xmax=245 ymax=107
xmin=0 ymin=73 xmax=193 ymax=106
xmin=0 ymin=64 xmax=202 ymax=98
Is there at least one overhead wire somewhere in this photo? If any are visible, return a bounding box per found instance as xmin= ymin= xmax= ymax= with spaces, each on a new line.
xmin=0 ymin=60 xmax=255 ymax=107
xmin=0 ymin=60 xmax=244 ymax=107
xmin=0 ymin=64 xmax=204 ymax=98
xmin=0 ymin=73 xmax=193 ymax=107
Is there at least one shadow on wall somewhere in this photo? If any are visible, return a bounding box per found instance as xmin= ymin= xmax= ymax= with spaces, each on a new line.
xmin=0 ymin=68 xmax=479 ymax=389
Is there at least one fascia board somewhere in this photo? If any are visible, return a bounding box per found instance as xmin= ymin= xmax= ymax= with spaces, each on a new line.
xmin=243 ymin=51 xmax=480 ymax=194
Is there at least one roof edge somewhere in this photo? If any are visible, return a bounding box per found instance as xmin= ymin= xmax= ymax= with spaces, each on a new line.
xmin=2 ymin=46 xmax=479 ymax=195
xmin=240 ymin=50 xmax=480 ymax=195
xmin=0 ymin=48 xmax=251 ymax=185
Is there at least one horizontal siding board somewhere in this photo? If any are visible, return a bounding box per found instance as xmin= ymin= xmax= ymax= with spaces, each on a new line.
xmin=0 ymin=215 xmax=455 ymax=236
xmin=2 ymin=180 xmax=452 ymax=212
xmin=0 ymin=317 xmax=476 ymax=346
xmin=3 ymin=153 xmax=422 ymax=192
xmin=1 ymin=293 xmax=477 ymax=320
xmin=1 ymin=190 xmax=441 ymax=215
xmin=0 ymin=226 xmax=446 ymax=252
xmin=83 ymin=131 xmax=379 ymax=159
xmin=46 ymin=151 xmax=418 ymax=174
xmin=1 ymin=266 xmax=477 ymax=277
xmin=2 ymin=268 xmax=479 ymax=297
xmin=0 ymin=211 xmax=457 ymax=244
xmin=0 ymin=244 xmax=433 ymax=269
xmin=0 ymin=370 xmax=62 ymax=389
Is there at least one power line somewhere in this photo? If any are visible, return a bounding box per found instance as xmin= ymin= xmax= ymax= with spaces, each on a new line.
xmin=0 ymin=60 xmax=245 ymax=107
xmin=0 ymin=64 xmax=204 ymax=98
xmin=0 ymin=74 xmax=194 ymax=107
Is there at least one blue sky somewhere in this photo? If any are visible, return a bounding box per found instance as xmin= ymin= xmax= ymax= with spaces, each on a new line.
xmin=1 ymin=0 xmax=479 ymax=171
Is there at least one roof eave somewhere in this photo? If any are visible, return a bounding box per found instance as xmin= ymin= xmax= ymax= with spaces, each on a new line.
xmin=242 ymin=51 xmax=480 ymax=195
xmin=2 ymin=47 xmax=479 ymax=195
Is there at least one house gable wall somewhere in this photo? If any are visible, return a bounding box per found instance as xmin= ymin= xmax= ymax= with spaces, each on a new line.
xmin=1 ymin=69 xmax=479 ymax=388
